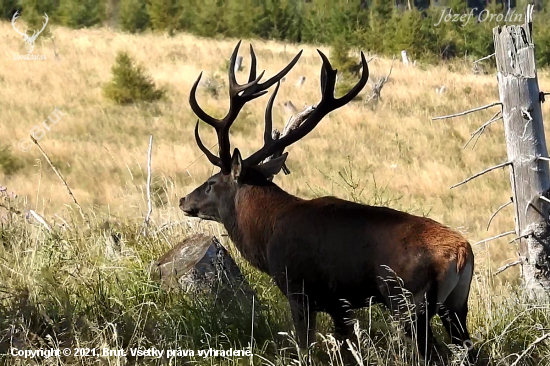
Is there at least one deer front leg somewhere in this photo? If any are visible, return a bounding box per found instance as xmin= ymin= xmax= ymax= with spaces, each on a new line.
xmin=330 ymin=308 xmax=358 ymax=366
xmin=288 ymin=293 xmax=317 ymax=350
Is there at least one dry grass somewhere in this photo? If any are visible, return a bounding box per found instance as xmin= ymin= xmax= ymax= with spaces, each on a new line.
xmin=3 ymin=22 xmax=549 ymax=278
xmin=2 ymin=20 xmax=550 ymax=366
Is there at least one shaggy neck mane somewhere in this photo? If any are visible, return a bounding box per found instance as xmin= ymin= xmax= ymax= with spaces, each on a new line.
xmin=223 ymin=183 xmax=300 ymax=272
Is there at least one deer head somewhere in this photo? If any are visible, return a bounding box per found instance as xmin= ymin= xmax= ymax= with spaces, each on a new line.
xmin=12 ymin=11 xmax=48 ymax=54
xmin=180 ymin=41 xmax=369 ymax=223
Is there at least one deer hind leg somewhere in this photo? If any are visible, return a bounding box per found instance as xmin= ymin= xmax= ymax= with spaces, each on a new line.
xmin=438 ymin=260 xmax=479 ymax=364
xmin=412 ymin=296 xmax=443 ymax=365
xmin=397 ymin=290 xmax=441 ymax=364
xmin=382 ymin=282 xmax=442 ymax=364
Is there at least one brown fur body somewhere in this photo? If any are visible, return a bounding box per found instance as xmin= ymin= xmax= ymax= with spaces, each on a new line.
xmin=231 ymin=184 xmax=473 ymax=314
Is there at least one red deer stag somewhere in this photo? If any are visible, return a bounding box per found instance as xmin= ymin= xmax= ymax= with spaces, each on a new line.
xmin=180 ymin=41 xmax=476 ymax=365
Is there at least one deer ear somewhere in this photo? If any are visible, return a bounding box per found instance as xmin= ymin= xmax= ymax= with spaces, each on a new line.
xmin=230 ymin=148 xmax=243 ymax=181
xmin=255 ymin=153 xmax=288 ymax=179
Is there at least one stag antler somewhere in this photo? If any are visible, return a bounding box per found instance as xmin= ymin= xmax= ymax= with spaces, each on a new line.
xmin=242 ymin=50 xmax=369 ymax=167
xmin=190 ymin=42 xmax=369 ymax=174
xmin=190 ymin=41 xmax=302 ymax=173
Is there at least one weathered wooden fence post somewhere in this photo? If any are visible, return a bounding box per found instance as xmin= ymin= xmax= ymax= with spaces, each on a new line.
xmin=432 ymin=6 xmax=550 ymax=297
xmin=493 ymin=7 xmax=550 ymax=297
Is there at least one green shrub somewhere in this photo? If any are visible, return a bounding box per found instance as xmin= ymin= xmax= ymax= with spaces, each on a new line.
xmin=118 ymin=0 xmax=149 ymax=33
xmin=147 ymin=0 xmax=180 ymax=32
xmin=367 ymin=0 xmax=393 ymax=53
xmin=224 ymin=0 xmax=256 ymax=38
xmin=0 ymin=0 xmax=19 ymax=20
xmin=0 ymin=145 xmax=24 ymax=176
xmin=330 ymin=37 xmax=360 ymax=76
xmin=102 ymin=51 xmax=166 ymax=105
xmin=534 ymin=13 xmax=550 ymax=68
xmin=191 ymin=0 xmax=227 ymax=37
xmin=57 ymin=0 xmax=105 ymax=28
xmin=17 ymin=0 xmax=59 ymax=19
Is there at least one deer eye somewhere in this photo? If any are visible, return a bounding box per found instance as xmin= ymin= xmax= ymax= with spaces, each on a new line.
xmin=205 ymin=181 xmax=215 ymax=193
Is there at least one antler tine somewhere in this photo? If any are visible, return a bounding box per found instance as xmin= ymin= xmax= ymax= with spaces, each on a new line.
xmin=228 ymin=41 xmax=267 ymax=97
xmin=242 ymin=51 xmax=369 ymax=167
xmin=318 ymin=51 xmax=337 ymax=98
xmin=257 ymin=50 xmax=303 ymax=91
xmin=194 ymin=120 xmax=222 ymax=167
xmin=263 ymin=81 xmax=281 ymax=144
xmin=189 ymin=72 xmax=223 ymax=130
xmin=230 ymin=42 xmax=303 ymax=98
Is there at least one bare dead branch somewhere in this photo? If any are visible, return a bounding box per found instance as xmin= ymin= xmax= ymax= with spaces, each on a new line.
xmin=144 ymin=135 xmax=153 ymax=234
xmin=474 ymin=230 xmax=516 ymax=246
xmin=510 ymin=333 xmax=550 ymax=366
xmin=28 ymin=209 xmax=52 ymax=232
xmin=524 ymin=194 xmax=544 ymax=217
xmin=432 ymin=102 xmax=502 ymax=121
xmin=473 ymin=53 xmax=495 ymax=64
xmin=540 ymin=196 xmax=550 ymax=205
xmin=494 ymin=260 xmax=521 ymax=276
xmin=537 ymin=156 xmax=550 ymax=162
xmin=30 ymin=136 xmax=88 ymax=226
xmin=487 ymin=199 xmax=513 ymax=231
xmin=463 ymin=111 xmax=502 ymax=149
xmin=471 ymin=118 xmax=503 ymax=150
xmin=282 ymin=104 xmax=316 ymax=136
xmin=451 ymin=161 xmax=511 ymax=189
xmin=261 ymin=104 xmax=316 ymax=176
xmin=509 ymin=231 xmax=533 ymax=244
xmin=366 ymin=57 xmax=395 ymax=103
xmin=270 ymin=129 xmax=290 ymax=175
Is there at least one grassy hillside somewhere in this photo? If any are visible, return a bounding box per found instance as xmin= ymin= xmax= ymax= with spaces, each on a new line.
xmin=1 ymin=21 xmax=550 ymax=365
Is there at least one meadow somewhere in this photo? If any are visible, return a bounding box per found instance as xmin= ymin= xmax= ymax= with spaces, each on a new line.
xmin=1 ymin=19 xmax=550 ymax=365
